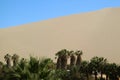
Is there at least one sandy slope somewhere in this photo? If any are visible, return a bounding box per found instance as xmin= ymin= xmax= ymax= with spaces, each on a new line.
xmin=0 ymin=8 xmax=120 ymax=63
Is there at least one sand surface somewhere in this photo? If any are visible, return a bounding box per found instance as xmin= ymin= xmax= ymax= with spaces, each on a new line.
xmin=0 ymin=8 xmax=120 ymax=63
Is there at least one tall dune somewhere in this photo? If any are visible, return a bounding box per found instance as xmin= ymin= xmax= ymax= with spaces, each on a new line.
xmin=0 ymin=8 xmax=120 ymax=63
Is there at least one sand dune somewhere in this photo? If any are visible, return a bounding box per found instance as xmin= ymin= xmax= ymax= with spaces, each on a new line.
xmin=0 ymin=8 xmax=120 ymax=63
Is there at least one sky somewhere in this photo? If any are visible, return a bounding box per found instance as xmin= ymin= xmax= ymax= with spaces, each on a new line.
xmin=0 ymin=0 xmax=120 ymax=28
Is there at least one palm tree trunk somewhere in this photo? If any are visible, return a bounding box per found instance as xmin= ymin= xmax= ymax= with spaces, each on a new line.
xmin=56 ymin=57 xmax=61 ymax=69
xmin=94 ymin=71 xmax=97 ymax=80
xmin=100 ymin=72 xmax=103 ymax=79
xmin=76 ymin=55 xmax=82 ymax=66
xmin=95 ymin=75 xmax=97 ymax=80
xmin=13 ymin=60 xmax=17 ymax=67
xmin=86 ymin=73 xmax=89 ymax=80
xmin=70 ymin=55 xmax=76 ymax=68
xmin=106 ymin=75 xmax=108 ymax=80
xmin=61 ymin=55 xmax=67 ymax=69
xmin=7 ymin=59 xmax=11 ymax=67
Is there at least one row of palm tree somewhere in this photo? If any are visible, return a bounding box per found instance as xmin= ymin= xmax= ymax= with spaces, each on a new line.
xmin=80 ymin=56 xmax=120 ymax=80
xmin=55 ymin=49 xmax=83 ymax=69
xmin=55 ymin=49 xmax=120 ymax=80
xmin=4 ymin=54 xmax=19 ymax=67
xmin=0 ymin=56 xmax=58 ymax=80
xmin=0 ymin=49 xmax=120 ymax=80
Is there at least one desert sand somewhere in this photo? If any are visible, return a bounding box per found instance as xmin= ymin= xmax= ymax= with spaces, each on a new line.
xmin=0 ymin=8 xmax=120 ymax=63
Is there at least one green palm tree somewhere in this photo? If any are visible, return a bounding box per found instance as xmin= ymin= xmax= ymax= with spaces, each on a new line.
xmin=90 ymin=57 xmax=107 ymax=80
xmin=109 ymin=63 xmax=118 ymax=80
xmin=55 ymin=51 xmax=62 ymax=69
xmin=69 ymin=65 xmax=86 ymax=80
xmin=102 ymin=62 xmax=119 ymax=80
xmin=60 ymin=49 xmax=69 ymax=70
xmin=7 ymin=58 xmax=30 ymax=80
xmin=75 ymin=50 xmax=83 ymax=67
xmin=39 ymin=58 xmax=55 ymax=79
xmin=28 ymin=57 xmax=40 ymax=73
xmin=56 ymin=49 xmax=69 ymax=70
xmin=4 ymin=54 xmax=11 ymax=67
xmin=98 ymin=57 xmax=107 ymax=79
xmin=89 ymin=57 xmax=99 ymax=80
xmin=69 ymin=50 xmax=76 ymax=68
xmin=80 ymin=61 xmax=90 ymax=80
xmin=19 ymin=58 xmax=27 ymax=70
xmin=104 ymin=63 xmax=110 ymax=80
xmin=12 ymin=54 xmax=19 ymax=67
xmin=5 ymin=57 xmax=55 ymax=80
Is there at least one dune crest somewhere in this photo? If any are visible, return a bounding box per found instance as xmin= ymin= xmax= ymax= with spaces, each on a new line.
xmin=0 ymin=8 xmax=120 ymax=63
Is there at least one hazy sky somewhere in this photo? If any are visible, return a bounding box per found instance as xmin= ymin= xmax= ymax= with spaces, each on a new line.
xmin=0 ymin=0 xmax=120 ymax=28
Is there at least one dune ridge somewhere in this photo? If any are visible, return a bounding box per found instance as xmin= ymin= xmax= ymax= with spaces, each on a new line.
xmin=0 ymin=8 xmax=120 ymax=63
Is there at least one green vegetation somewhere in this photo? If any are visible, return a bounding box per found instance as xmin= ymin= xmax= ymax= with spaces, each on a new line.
xmin=0 ymin=49 xmax=120 ymax=80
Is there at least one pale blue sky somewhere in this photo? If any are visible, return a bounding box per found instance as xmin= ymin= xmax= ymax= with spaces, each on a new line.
xmin=0 ymin=0 xmax=120 ymax=28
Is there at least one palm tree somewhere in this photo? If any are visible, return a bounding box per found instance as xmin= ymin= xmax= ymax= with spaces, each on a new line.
xmin=68 ymin=65 xmax=87 ymax=80
xmin=69 ymin=50 xmax=76 ymax=68
xmin=75 ymin=50 xmax=83 ymax=67
xmin=5 ymin=57 xmax=55 ymax=80
xmin=105 ymin=63 xmax=118 ymax=80
xmin=55 ymin=51 xmax=62 ymax=69
xmin=4 ymin=54 xmax=11 ymax=67
xmin=60 ymin=49 xmax=69 ymax=69
xmin=89 ymin=57 xmax=99 ymax=80
xmin=104 ymin=63 xmax=111 ymax=80
xmin=12 ymin=54 xmax=19 ymax=67
xmin=56 ymin=49 xmax=69 ymax=70
xmin=90 ymin=57 xmax=107 ymax=80
xmin=39 ymin=58 xmax=55 ymax=79
xmin=18 ymin=58 xmax=27 ymax=70
xmin=28 ymin=57 xmax=40 ymax=73
xmin=103 ymin=62 xmax=119 ymax=80
xmin=80 ymin=61 xmax=90 ymax=80
xmin=98 ymin=57 xmax=107 ymax=79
